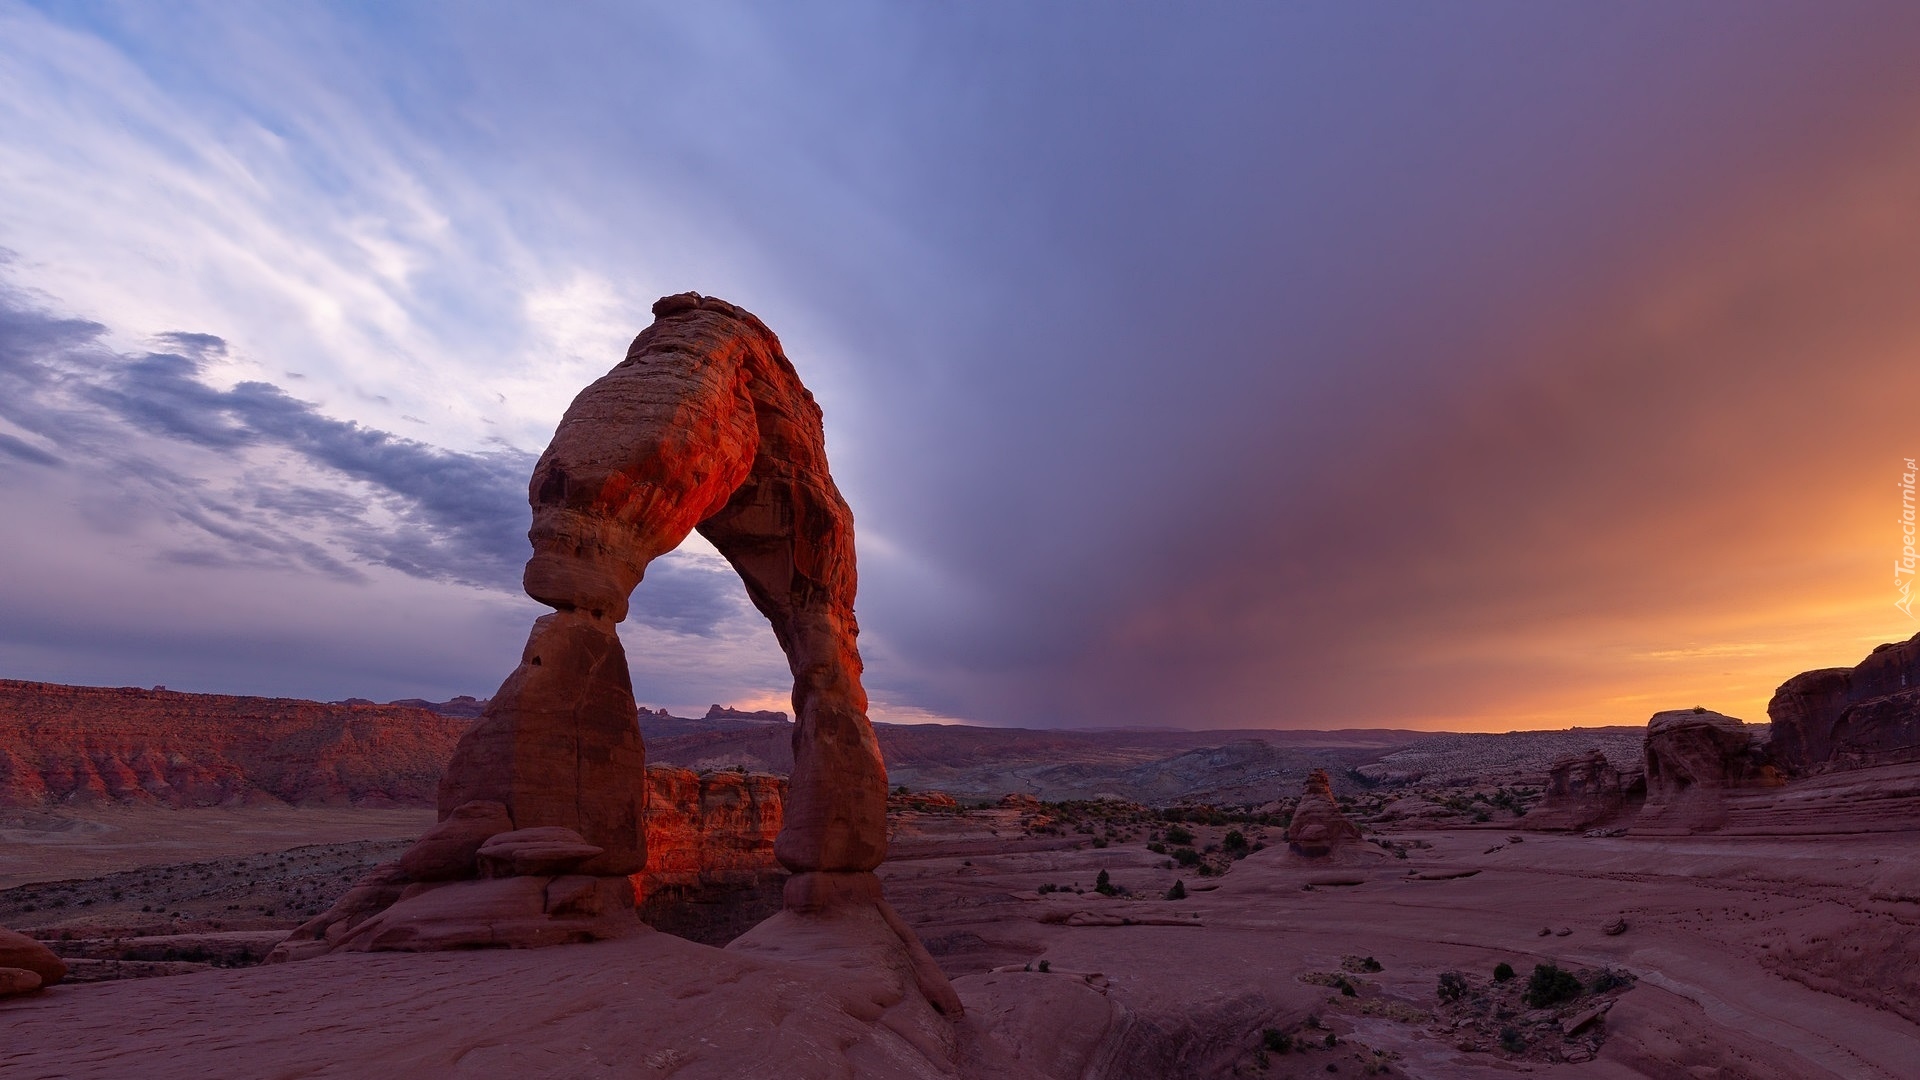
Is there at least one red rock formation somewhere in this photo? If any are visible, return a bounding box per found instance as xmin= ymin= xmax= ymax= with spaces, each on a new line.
xmin=1286 ymin=769 xmax=1363 ymax=856
xmin=635 ymin=766 xmax=785 ymax=943
xmin=1768 ymin=633 xmax=1920 ymax=774
xmin=1520 ymin=749 xmax=1643 ymax=831
xmin=0 ymin=679 xmax=466 ymax=809
xmin=1636 ymin=709 xmax=1782 ymax=834
xmin=288 ymin=295 xmax=943 ymax=1012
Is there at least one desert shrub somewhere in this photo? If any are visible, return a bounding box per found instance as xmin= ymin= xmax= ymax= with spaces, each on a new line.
xmin=1037 ymin=883 xmax=1056 ymax=894
xmin=1164 ymin=825 xmax=1196 ymax=846
xmin=1492 ymin=962 xmax=1515 ymax=982
xmin=1524 ymin=964 xmax=1583 ymax=1008
xmin=1472 ymin=809 xmax=1492 ymax=822
xmin=1262 ymin=1029 xmax=1292 ymax=1053
xmin=1499 ymin=1026 xmax=1526 ymax=1053
xmin=1223 ymin=829 xmax=1249 ymax=852
xmin=1196 ymin=864 xmax=1215 ymax=876
xmin=1166 ymin=880 xmax=1187 ymax=900
xmin=1355 ymin=956 xmax=1382 ymax=972
xmin=1095 ymin=870 xmax=1116 ymax=895
xmin=1037 ymin=960 xmax=1050 ymax=973
xmin=1436 ymin=971 xmax=1469 ymax=1003
xmin=1323 ymin=1033 xmax=1337 ymax=1048
xmin=1091 ymin=836 xmax=1108 ymax=848
xmin=1147 ymin=842 xmax=1167 ymax=854
xmin=1334 ymin=976 xmax=1357 ymax=997
xmin=1588 ymin=969 xmax=1632 ymax=994
xmin=1174 ymin=848 xmax=1203 ymax=867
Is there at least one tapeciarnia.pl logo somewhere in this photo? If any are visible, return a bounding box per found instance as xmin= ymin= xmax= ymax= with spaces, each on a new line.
xmin=1898 ymin=457 xmax=1917 ymax=619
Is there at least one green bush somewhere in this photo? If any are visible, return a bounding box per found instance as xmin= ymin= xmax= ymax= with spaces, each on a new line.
xmin=1164 ymin=825 xmax=1196 ymax=846
xmin=1356 ymin=956 xmax=1382 ymax=972
xmin=1174 ymin=847 xmax=1203 ymax=866
xmin=1222 ymin=829 xmax=1249 ymax=852
xmin=1262 ymin=1028 xmax=1291 ymax=1053
xmin=1493 ymin=962 xmax=1515 ymax=982
xmin=1037 ymin=960 xmax=1050 ymax=973
xmin=1524 ymin=964 xmax=1583 ymax=1008
xmin=1499 ymin=1026 xmax=1526 ymax=1053
xmin=1095 ymin=869 xmax=1116 ymax=895
xmin=1436 ymin=971 xmax=1469 ymax=1003
xmin=1166 ymin=880 xmax=1187 ymax=900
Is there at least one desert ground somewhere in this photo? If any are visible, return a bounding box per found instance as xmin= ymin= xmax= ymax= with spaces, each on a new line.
xmin=4 ymin=792 xmax=1915 ymax=1079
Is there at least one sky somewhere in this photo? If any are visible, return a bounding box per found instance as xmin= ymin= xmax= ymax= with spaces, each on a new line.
xmin=2 ymin=2 xmax=1918 ymax=731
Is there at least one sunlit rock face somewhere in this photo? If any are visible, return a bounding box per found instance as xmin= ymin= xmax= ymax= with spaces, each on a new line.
xmin=1769 ymin=632 xmax=1920 ymax=774
xmin=635 ymin=766 xmax=786 ymax=944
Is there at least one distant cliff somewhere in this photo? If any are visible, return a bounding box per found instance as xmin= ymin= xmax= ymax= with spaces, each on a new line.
xmin=0 ymin=679 xmax=468 ymax=808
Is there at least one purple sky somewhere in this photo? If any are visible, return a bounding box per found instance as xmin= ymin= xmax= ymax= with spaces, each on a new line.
xmin=2 ymin=3 xmax=1919 ymax=729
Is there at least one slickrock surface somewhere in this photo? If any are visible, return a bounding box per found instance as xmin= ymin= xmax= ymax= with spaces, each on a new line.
xmin=1520 ymin=749 xmax=1642 ymax=831
xmin=0 ymin=931 xmax=1039 ymax=1080
xmin=1636 ymin=709 xmax=1780 ymax=835
xmin=1769 ymin=632 xmax=1920 ymax=773
xmin=0 ymin=679 xmax=467 ymax=809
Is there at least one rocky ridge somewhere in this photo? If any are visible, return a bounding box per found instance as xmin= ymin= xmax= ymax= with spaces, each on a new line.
xmin=0 ymin=680 xmax=468 ymax=809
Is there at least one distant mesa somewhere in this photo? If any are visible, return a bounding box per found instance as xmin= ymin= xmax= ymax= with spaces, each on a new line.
xmin=0 ymin=679 xmax=467 ymax=809
xmin=1769 ymin=631 xmax=1920 ymax=774
xmin=703 ymin=704 xmax=790 ymax=724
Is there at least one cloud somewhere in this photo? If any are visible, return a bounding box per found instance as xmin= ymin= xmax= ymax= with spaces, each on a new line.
xmin=0 ymin=276 xmax=753 ymax=644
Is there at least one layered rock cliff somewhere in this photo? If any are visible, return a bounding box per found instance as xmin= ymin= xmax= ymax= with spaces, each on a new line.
xmin=0 ymin=680 xmax=468 ymax=809
xmin=635 ymin=766 xmax=786 ymax=944
xmin=1768 ymin=632 xmax=1920 ymax=774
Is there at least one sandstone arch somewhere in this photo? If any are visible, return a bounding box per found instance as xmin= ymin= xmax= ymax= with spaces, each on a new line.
xmin=451 ymin=291 xmax=888 ymax=884
xmin=273 ymin=296 xmax=944 ymax=1003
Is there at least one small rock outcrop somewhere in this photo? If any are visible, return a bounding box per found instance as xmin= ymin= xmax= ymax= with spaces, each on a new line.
xmin=0 ymin=926 xmax=66 ymax=995
xmin=1520 ymin=750 xmax=1642 ymax=831
xmin=1286 ymin=769 xmax=1363 ymax=856
xmin=1635 ymin=709 xmax=1781 ymax=834
xmin=1768 ymin=633 xmax=1920 ymax=774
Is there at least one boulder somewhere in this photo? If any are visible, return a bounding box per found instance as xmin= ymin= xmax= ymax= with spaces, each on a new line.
xmin=0 ymin=926 xmax=66 ymax=987
xmin=1286 ymin=769 xmax=1363 ymax=856
xmin=397 ymin=800 xmax=513 ymax=881
xmin=0 ymin=966 xmax=43 ymax=996
xmin=476 ymin=827 xmax=604 ymax=877
xmin=1769 ymin=633 xmax=1920 ymax=773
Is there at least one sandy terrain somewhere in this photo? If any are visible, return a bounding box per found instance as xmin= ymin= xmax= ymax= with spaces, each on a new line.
xmin=0 ymin=806 xmax=433 ymax=890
